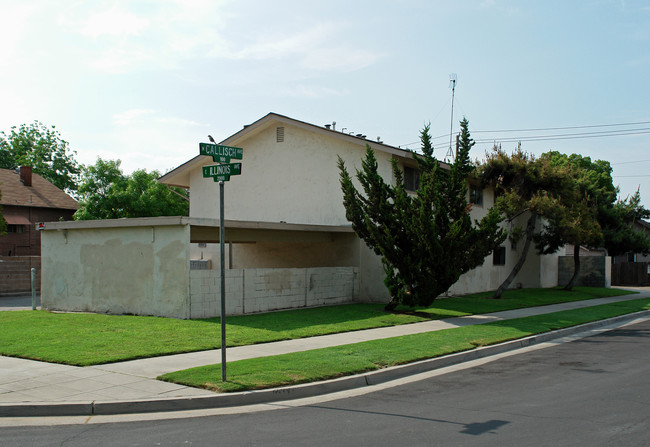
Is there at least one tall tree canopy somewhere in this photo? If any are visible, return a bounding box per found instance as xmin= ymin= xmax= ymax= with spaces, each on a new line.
xmin=339 ymin=118 xmax=505 ymax=310
xmin=75 ymin=158 xmax=189 ymax=220
xmin=0 ymin=121 xmax=80 ymax=193
xmin=535 ymin=152 xmax=650 ymax=289
xmin=479 ymin=145 xmax=571 ymax=298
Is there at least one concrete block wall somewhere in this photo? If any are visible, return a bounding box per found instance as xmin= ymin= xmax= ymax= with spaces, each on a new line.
xmin=0 ymin=256 xmax=40 ymax=295
xmin=558 ymin=256 xmax=611 ymax=288
xmin=189 ymin=267 xmax=359 ymax=318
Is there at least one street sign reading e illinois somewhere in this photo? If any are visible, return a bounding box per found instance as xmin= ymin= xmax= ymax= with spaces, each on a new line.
xmin=202 ymin=162 xmax=242 ymax=182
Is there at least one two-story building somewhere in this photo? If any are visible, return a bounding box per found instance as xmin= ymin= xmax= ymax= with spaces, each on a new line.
xmin=39 ymin=113 xmax=559 ymax=318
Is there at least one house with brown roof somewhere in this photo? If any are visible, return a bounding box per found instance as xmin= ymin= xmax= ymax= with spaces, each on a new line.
xmin=0 ymin=166 xmax=78 ymax=256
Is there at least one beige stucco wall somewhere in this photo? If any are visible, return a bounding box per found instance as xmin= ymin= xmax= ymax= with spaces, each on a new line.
xmin=190 ymin=233 xmax=359 ymax=269
xmin=189 ymin=124 xmax=394 ymax=226
xmin=41 ymin=224 xmax=191 ymax=318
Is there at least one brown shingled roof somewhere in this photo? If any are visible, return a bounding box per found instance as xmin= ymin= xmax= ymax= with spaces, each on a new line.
xmin=0 ymin=168 xmax=78 ymax=210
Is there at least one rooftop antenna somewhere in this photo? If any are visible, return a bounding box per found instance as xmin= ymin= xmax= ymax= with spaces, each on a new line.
xmin=445 ymin=73 xmax=457 ymax=162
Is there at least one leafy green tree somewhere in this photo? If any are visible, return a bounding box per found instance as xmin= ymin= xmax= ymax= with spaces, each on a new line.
xmin=600 ymin=189 xmax=650 ymax=257
xmin=0 ymin=121 xmax=80 ymax=193
xmin=75 ymin=158 xmax=189 ymax=220
xmin=339 ymin=118 xmax=505 ymax=310
xmin=479 ymin=145 xmax=571 ymax=298
xmin=535 ymin=152 xmax=650 ymax=289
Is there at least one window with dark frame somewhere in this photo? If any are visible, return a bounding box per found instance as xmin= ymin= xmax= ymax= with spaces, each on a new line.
xmin=469 ymin=184 xmax=483 ymax=206
xmin=7 ymin=224 xmax=25 ymax=234
xmin=403 ymin=166 xmax=420 ymax=191
xmin=493 ymin=246 xmax=506 ymax=265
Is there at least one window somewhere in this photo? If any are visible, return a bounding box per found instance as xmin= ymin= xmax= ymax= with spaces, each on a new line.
xmin=403 ymin=166 xmax=420 ymax=191
xmin=493 ymin=246 xmax=506 ymax=265
xmin=276 ymin=127 xmax=285 ymax=142
xmin=7 ymin=224 xmax=25 ymax=234
xmin=469 ymin=184 xmax=483 ymax=206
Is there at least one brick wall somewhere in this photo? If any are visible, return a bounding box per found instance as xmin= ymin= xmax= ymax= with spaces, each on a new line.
xmin=1 ymin=206 xmax=75 ymax=256
xmin=189 ymin=267 xmax=359 ymax=318
xmin=0 ymin=256 xmax=41 ymax=295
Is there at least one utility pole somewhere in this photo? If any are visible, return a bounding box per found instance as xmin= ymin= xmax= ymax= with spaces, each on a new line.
xmin=446 ymin=73 xmax=457 ymax=162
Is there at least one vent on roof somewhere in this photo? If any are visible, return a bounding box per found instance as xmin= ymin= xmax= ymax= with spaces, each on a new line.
xmin=276 ymin=126 xmax=285 ymax=143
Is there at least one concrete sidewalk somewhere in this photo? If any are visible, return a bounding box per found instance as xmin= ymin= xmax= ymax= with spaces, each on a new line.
xmin=1 ymin=289 xmax=649 ymax=416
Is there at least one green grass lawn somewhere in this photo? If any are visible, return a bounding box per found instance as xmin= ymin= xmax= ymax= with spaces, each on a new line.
xmin=0 ymin=287 xmax=636 ymax=366
xmin=159 ymin=297 xmax=650 ymax=392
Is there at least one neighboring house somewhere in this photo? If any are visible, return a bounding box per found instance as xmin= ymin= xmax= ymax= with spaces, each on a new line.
xmin=39 ymin=113 xmax=560 ymax=318
xmin=0 ymin=167 xmax=78 ymax=256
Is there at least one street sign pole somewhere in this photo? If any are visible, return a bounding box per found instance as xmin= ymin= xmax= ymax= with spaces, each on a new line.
xmin=200 ymin=140 xmax=243 ymax=383
xmin=219 ymin=180 xmax=227 ymax=382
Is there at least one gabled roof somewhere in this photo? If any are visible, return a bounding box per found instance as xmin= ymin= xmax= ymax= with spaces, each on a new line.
xmin=159 ymin=112 xmax=422 ymax=188
xmin=0 ymin=168 xmax=78 ymax=210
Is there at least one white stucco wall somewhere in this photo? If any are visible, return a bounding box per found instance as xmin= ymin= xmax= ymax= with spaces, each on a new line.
xmin=170 ymin=116 xmax=561 ymax=303
xmin=41 ymin=224 xmax=191 ymax=318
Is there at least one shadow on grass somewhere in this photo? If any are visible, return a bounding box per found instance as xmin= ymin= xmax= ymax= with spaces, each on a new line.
xmin=200 ymin=303 xmax=408 ymax=332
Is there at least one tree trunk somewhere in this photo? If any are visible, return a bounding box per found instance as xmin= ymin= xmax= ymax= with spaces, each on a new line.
xmin=384 ymin=298 xmax=399 ymax=312
xmin=564 ymin=244 xmax=581 ymax=290
xmin=492 ymin=212 xmax=537 ymax=299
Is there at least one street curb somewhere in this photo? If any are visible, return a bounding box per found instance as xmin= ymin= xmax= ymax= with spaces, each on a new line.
xmin=2 ymin=310 xmax=649 ymax=417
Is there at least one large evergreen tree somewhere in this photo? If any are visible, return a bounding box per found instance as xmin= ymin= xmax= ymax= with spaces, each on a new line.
xmin=338 ymin=119 xmax=505 ymax=310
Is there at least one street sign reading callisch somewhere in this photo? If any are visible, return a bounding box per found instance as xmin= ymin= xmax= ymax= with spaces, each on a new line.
xmin=199 ymin=143 xmax=243 ymax=163
xmin=202 ymin=162 xmax=242 ymax=182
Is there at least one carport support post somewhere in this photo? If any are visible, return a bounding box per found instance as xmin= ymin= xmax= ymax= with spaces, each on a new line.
xmin=220 ymin=180 xmax=227 ymax=382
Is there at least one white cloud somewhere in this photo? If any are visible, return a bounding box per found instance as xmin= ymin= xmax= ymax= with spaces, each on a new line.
xmin=77 ymin=6 xmax=149 ymax=39
xmin=55 ymin=0 xmax=232 ymax=73
xmin=102 ymin=109 xmax=211 ymax=173
xmin=281 ymin=85 xmax=347 ymax=99
xmin=301 ymin=47 xmax=380 ymax=72
xmin=51 ymin=2 xmax=379 ymax=75
xmin=112 ymin=109 xmax=156 ymax=125
xmin=0 ymin=4 xmax=37 ymax=63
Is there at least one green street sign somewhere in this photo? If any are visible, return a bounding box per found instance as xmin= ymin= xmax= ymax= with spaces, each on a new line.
xmin=199 ymin=143 xmax=243 ymax=163
xmin=202 ymin=163 xmax=242 ymax=182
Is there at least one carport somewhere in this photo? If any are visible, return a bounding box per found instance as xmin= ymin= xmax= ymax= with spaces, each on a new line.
xmin=40 ymin=217 xmax=361 ymax=319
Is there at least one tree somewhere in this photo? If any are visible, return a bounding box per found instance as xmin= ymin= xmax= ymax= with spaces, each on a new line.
xmin=338 ymin=119 xmax=505 ymax=310
xmin=75 ymin=158 xmax=189 ymax=220
xmin=534 ymin=152 xmax=612 ymax=289
xmin=535 ymin=152 xmax=650 ymax=289
xmin=479 ymin=145 xmax=571 ymax=298
xmin=0 ymin=121 xmax=80 ymax=193
xmin=600 ymin=189 xmax=650 ymax=257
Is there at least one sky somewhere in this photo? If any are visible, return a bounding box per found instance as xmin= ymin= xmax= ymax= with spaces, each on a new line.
xmin=1 ymin=0 xmax=649 ymax=207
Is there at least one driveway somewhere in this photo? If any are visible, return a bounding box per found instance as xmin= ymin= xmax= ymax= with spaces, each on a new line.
xmin=0 ymin=294 xmax=40 ymax=311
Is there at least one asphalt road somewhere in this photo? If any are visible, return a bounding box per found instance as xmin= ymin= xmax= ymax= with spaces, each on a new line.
xmin=2 ymin=319 xmax=649 ymax=446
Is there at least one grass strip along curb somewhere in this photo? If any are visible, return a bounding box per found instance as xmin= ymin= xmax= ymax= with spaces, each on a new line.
xmin=159 ymin=297 xmax=650 ymax=393
xmin=0 ymin=287 xmax=635 ymax=366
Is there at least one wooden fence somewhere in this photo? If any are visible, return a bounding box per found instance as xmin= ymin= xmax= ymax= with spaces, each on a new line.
xmin=611 ymin=262 xmax=650 ymax=286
